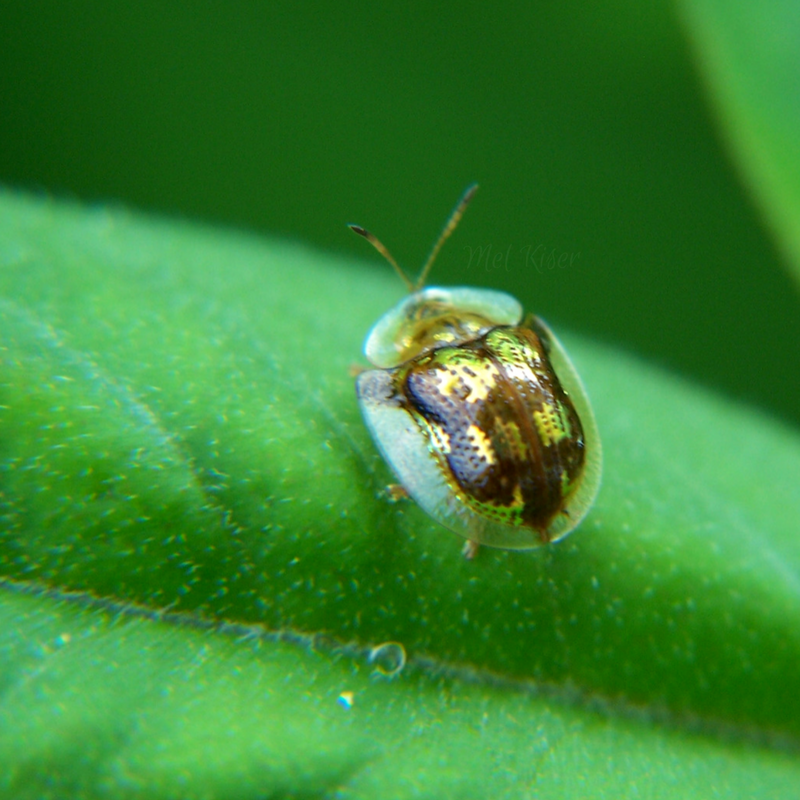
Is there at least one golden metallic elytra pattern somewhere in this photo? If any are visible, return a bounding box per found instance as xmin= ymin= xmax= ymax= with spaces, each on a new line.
xmin=396 ymin=318 xmax=586 ymax=538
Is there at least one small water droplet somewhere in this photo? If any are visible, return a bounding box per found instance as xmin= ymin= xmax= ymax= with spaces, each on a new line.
xmin=368 ymin=641 xmax=407 ymax=677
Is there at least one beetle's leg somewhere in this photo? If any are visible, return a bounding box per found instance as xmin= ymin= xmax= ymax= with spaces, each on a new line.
xmin=461 ymin=540 xmax=480 ymax=560
xmin=385 ymin=484 xmax=409 ymax=502
xmin=349 ymin=363 xmax=367 ymax=378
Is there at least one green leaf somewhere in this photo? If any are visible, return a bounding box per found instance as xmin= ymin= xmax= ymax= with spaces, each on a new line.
xmin=679 ymin=0 xmax=800 ymax=284
xmin=1 ymin=188 xmax=799 ymax=797
xmin=1 ymin=588 xmax=799 ymax=799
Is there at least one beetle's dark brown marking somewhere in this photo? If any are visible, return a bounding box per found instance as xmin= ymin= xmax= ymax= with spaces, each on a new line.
xmin=399 ymin=320 xmax=586 ymax=536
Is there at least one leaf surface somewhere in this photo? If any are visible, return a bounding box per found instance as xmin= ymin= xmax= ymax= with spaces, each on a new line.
xmin=1 ymin=190 xmax=799 ymax=797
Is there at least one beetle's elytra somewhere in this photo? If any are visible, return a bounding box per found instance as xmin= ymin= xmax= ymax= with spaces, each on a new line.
xmin=350 ymin=185 xmax=601 ymax=552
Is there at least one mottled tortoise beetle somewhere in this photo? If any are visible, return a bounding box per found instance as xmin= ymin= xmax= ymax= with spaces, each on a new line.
xmin=350 ymin=185 xmax=601 ymax=556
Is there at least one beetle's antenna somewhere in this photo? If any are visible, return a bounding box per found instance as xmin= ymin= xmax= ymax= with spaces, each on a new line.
xmin=415 ymin=183 xmax=478 ymax=291
xmin=348 ymin=224 xmax=415 ymax=292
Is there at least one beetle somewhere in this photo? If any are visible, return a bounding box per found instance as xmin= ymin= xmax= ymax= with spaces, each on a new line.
xmin=350 ymin=185 xmax=601 ymax=556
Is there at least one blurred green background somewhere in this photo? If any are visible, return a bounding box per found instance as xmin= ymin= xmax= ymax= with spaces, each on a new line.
xmin=1 ymin=0 xmax=798 ymax=424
